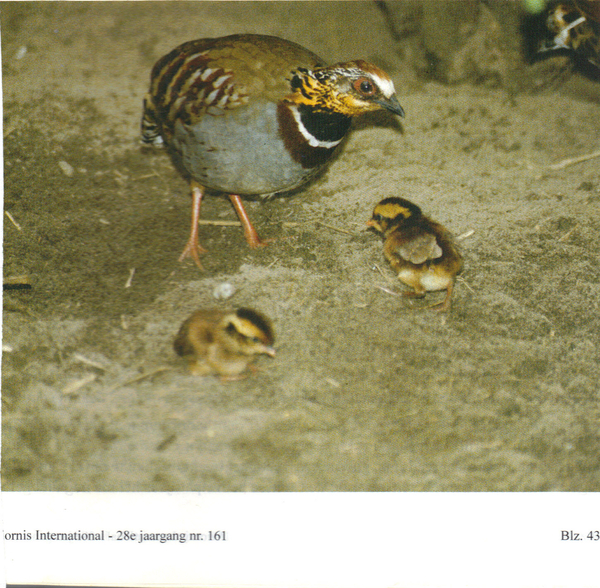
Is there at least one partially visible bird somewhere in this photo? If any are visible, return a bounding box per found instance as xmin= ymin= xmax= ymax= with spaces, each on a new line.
xmin=142 ymin=33 xmax=405 ymax=268
xmin=174 ymin=307 xmax=275 ymax=379
xmin=539 ymin=0 xmax=600 ymax=68
xmin=367 ymin=197 xmax=463 ymax=311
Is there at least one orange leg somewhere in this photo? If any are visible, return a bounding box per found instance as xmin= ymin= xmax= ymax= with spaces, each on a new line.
xmin=178 ymin=181 xmax=208 ymax=269
xmin=229 ymin=194 xmax=271 ymax=248
xmin=427 ymin=281 xmax=454 ymax=312
xmin=402 ymin=282 xmax=427 ymax=300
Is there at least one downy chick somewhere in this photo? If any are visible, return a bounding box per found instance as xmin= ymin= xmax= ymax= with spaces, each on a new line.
xmin=174 ymin=308 xmax=275 ymax=379
xmin=367 ymin=197 xmax=463 ymax=311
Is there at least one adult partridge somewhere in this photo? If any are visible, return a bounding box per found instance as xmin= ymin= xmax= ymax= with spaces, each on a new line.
xmin=142 ymin=33 xmax=404 ymax=268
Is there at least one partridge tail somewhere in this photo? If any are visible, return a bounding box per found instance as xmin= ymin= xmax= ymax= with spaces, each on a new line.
xmin=141 ymin=93 xmax=164 ymax=146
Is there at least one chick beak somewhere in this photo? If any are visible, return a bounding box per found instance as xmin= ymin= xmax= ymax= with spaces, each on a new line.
xmin=375 ymin=94 xmax=405 ymax=118
xmin=263 ymin=346 xmax=276 ymax=358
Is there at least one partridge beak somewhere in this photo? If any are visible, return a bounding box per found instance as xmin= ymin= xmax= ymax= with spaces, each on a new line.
xmin=376 ymin=94 xmax=405 ymax=118
xmin=263 ymin=346 xmax=276 ymax=358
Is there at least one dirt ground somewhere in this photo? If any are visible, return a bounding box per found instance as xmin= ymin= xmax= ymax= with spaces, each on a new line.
xmin=2 ymin=1 xmax=600 ymax=491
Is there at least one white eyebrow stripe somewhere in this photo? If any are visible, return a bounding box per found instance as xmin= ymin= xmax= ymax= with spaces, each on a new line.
xmin=372 ymin=74 xmax=396 ymax=98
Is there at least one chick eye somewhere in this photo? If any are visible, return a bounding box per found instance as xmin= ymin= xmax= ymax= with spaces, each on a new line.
xmin=373 ymin=214 xmax=383 ymax=222
xmin=354 ymin=77 xmax=375 ymax=96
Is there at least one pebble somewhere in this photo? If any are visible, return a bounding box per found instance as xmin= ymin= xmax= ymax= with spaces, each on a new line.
xmin=58 ymin=161 xmax=75 ymax=177
xmin=212 ymin=282 xmax=235 ymax=300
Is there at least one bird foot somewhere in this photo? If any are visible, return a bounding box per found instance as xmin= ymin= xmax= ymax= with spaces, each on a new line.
xmin=178 ymin=239 xmax=208 ymax=269
xmin=402 ymin=289 xmax=451 ymax=311
xmin=426 ymin=300 xmax=451 ymax=312
xmin=246 ymin=235 xmax=277 ymax=249
xmin=426 ymin=286 xmax=454 ymax=312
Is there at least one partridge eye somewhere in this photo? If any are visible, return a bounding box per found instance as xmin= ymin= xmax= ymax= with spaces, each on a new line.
xmin=354 ymin=78 xmax=375 ymax=96
xmin=373 ymin=214 xmax=383 ymax=222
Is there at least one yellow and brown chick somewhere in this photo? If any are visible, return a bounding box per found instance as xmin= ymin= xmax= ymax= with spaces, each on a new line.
xmin=174 ymin=308 xmax=275 ymax=379
xmin=367 ymin=197 xmax=463 ymax=311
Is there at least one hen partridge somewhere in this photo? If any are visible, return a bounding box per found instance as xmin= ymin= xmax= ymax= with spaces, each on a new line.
xmin=142 ymin=33 xmax=405 ymax=268
xmin=367 ymin=197 xmax=463 ymax=312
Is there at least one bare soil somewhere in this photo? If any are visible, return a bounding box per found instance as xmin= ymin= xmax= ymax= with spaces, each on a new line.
xmin=2 ymin=1 xmax=600 ymax=491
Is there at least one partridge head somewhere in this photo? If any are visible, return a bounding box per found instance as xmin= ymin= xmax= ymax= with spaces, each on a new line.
xmin=367 ymin=197 xmax=463 ymax=312
xmin=142 ymin=34 xmax=404 ymax=268
xmin=540 ymin=0 xmax=600 ymax=68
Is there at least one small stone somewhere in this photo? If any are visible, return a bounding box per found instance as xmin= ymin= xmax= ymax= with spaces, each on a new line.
xmin=58 ymin=161 xmax=74 ymax=177
xmin=212 ymin=282 xmax=235 ymax=300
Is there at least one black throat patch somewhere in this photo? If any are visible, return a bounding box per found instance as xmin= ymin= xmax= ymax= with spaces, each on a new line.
xmin=298 ymin=104 xmax=352 ymax=143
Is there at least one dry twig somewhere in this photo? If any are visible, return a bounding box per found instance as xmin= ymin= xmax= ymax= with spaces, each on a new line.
xmin=72 ymin=354 xmax=107 ymax=371
xmin=197 ymin=219 xmax=242 ymax=226
xmin=124 ymin=268 xmax=135 ymax=289
xmin=549 ymin=149 xmax=600 ymax=170
xmin=316 ymin=221 xmax=355 ymax=236
xmin=62 ymin=374 xmax=97 ymax=395
xmin=109 ymin=366 xmax=174 ymax=392
xmin=558 ymin=225 xmax=578 ymax=242
xmin=456 ymin=229 xmax=475 ymax=241
xmin=376 ymin=285 xmax=400 ymax=296
xmin=5 ymin=211 xmax=22 ymax=231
